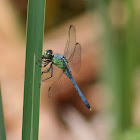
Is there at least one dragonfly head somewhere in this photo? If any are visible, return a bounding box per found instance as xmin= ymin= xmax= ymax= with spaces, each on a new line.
xmin=43 ymin=50 xmax=53 ymax=59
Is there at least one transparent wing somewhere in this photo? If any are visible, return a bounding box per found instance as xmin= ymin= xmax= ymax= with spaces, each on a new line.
xmin=68 ymin=43 xmax=81 ymax=73
xmin=48 ymin=72 xmax=72 ymax=98
xmin=41 ymin=62 xmax=72 ymax=98
xmin=64 ymin=25 xmax=76 ymax=60
xmin=64 ymin=25 xmax=81 ymax=73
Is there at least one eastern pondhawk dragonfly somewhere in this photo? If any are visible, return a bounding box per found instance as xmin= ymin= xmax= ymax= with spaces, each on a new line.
xmin=38 ymin=25 xmax=91 ymax=110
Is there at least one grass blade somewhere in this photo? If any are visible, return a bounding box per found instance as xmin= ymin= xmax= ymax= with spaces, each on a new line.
xmin=87 ymin=0 xmax=137 ymax=135
xmin=0 ymin=86 xmax=6 ymax=140
xmin=22 ymin=0 xmax=46 ymax=140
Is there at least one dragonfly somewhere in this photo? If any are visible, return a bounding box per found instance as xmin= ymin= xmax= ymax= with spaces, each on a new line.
xmin=38 ymin=25 xmax=91 ymax=110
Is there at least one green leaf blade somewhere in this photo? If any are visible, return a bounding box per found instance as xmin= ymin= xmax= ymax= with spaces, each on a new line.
xmin=22 ymin=0 xmax=46 ymax=140
xmin=0 ymin=86 xmax=6 ymax=140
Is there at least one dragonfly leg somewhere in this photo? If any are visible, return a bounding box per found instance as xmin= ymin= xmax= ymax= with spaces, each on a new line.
xmin=36 ymin=62 xmax=42 ymax=67
xmin=42 ymin=62 xmax=50 ymax=68
xmin=41 ymin=63 xmax=53 ymax=82
xmin=36 ymin=59 xmax=42 ymax=66
xmin=41 ymin=63 xmax=52 ymax=75
xmin=36 ymin=60 xmax=50 ymax=68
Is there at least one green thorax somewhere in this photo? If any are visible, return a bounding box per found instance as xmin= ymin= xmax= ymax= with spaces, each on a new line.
xmin=52 ymin=54 xmax=69 ymax=70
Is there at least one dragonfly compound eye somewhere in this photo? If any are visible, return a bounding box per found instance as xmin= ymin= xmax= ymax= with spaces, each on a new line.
xmin=44 ymin=50 xmax=53 ymax=59
xmin=47 ymin=50 xmax=53 ymax=55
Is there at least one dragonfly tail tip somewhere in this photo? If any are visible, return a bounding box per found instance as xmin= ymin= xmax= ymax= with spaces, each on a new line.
xmin=89 ymin=107 xmax=92 ymax=111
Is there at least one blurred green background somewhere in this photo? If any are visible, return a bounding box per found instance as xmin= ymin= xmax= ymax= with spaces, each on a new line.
xmin=0 ymin=0 xmax=140 ymax=140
